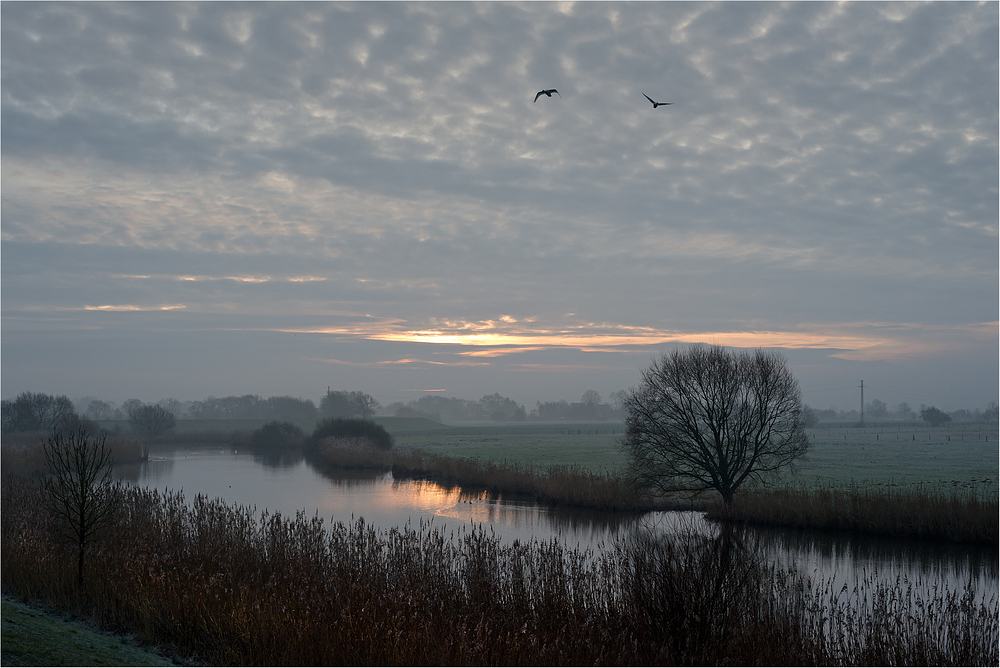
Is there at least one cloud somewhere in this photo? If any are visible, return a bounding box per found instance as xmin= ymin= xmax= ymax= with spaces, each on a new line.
xmin=309 ymin=357 xmax=490 ymax=368
xmin=2 ymin=2 xmax=996 ymax=408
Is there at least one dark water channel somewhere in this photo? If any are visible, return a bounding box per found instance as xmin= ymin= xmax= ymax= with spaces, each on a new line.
xmin=116 ymin=444 xmax=998 ymax=605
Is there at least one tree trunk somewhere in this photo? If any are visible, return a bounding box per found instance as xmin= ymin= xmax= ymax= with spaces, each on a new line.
xmin=77 ymin=542 xmax=85 ymax=588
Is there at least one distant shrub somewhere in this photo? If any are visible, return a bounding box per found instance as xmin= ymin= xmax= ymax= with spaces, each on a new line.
xmin=250 ymin=421 xmax=305 ymax=448
xmin=310 ymin=418 xmax=394 ymax=451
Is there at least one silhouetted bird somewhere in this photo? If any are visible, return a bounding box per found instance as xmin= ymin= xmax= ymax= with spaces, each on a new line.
xmin=534 ymin=89 xmax=561 ymax=102
xmin=642 ymin=93 xmax=673 ymax=108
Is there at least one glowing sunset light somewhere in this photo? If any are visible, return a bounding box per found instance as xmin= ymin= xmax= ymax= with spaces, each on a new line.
xmin=83 ymin=304 xmax=186 ymax=312
xmin=368 ymin=327 xmax=888 ymax=352
xmin=309 ymin=357 xmax=490 ymax=368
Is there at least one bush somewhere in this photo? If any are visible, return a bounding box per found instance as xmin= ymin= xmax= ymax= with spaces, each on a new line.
xmin=250 ymin=421 xmax=305 ymax=448
xmin=310 ymin=418 xmax=394 ymax=451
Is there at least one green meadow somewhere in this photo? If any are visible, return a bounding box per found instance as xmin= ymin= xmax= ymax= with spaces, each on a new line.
xmin=389 ymin=421 xmax=998 ymax=495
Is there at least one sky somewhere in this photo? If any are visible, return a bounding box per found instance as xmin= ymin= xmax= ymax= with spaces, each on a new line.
xmin=2 ymin=1 xmax=997 ymax=414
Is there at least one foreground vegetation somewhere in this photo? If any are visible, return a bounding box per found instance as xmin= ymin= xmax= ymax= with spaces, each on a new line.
xmin=3 ymin=474 xmax=995 ymax=666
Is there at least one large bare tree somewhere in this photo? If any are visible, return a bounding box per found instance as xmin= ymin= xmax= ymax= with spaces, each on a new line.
xmin=1 ymin=391 xmax=76 ymax=432
xmin=42 ymin=429 xmax=120 ymax=587
xmin=127 ymin=402 xmax=176 ymax=436
xmin=621 ymin=346 xmax=809 ymax=505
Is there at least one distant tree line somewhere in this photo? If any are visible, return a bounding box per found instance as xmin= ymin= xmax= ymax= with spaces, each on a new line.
xmin=89 ymin=391 xmax=383 ymax=422
xmin=802 ymin=400 xmax=998 ymax=426
xmin=1 ymin=391 xmax=94 ymax=434
xmin=385 ymin=390 xmax=626 ymax=422
xmin=5 ymin=389 xmax=997 ymax=432
xmin=186 ymin=395 xmax=319 ymax=421
xmin=385 ymin=393 xmax=526 ymax=422
xmin=530 ymin=390 xmax=626 ymax=421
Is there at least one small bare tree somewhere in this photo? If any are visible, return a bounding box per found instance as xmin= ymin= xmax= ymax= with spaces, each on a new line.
xmin=42 ymin=429 xmax=120 ymax=587
xmin=621 ymin=345 xmax=809 ymax=505
xmin=352 ymin=392 xmax=382 ymax=419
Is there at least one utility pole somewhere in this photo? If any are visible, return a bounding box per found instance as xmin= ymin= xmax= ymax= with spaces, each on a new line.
xmin=859 ymin=380 xmax=864 ymax=426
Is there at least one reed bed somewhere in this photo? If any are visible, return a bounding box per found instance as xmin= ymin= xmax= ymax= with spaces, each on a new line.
xmin=307 ymin=443 xmax=651 ymax=511
xmin=1 ymin=432 xmax=147 ymax=477
xmin=2 ymin=474 xmax=996 ymax=666
xmin=712 ymin=484 xmax=999 ymax=544
xmin=310 ymin=436 xmax=394 ymax=470
xmin=391 ymin=449 xmax=651 ymax=512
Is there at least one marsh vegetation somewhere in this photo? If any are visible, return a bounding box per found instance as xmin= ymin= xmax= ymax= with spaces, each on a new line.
xmin=2 ymin=475 xmax=996 ymax=666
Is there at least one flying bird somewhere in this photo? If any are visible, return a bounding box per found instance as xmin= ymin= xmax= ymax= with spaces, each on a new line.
xmin=642 ymin=93 xmax=673 ymax=108
xmin=534 ymin=89 xmax=561 ymax=102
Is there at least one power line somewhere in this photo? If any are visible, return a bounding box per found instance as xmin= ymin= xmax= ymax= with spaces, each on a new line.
xmin=801 ymin=385 xmax=857 ymax=393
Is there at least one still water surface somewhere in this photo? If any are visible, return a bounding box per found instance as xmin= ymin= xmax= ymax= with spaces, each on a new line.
xmin=117 ymin=444 xmax=998 ymax=602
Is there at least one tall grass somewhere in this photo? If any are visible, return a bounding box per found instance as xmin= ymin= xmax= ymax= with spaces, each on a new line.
xmin=310 ymin=436 xmax=393 ymax=470
xmin=713 ymin=484 xmax=999 ymax=544
xmin=3 ymin=475 xmax=996 ymax=666
xmin=1 ymin=432 xmax=147 ymax=477
xmin=391 ymin=449 xmax=653 ymax=511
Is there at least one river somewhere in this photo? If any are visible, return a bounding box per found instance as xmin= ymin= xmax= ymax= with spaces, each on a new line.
xmin=115 ymin=443 xmax=998 ymax=605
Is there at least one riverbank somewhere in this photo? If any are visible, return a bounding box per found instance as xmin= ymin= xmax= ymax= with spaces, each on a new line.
xmin=1 ymin=596 xmax=179 ymax=666
xmin=2 ymin=474 xmax=995 ymax=666
xmin=306 ymin=441 xmax=997 ymax=542
xmin=710 ymin=484 xmax=998 ymax=544
xmin=308 ymin=441 xmax=672 ymax=511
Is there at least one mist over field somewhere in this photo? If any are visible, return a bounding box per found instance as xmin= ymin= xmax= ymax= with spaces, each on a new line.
xmin=2 ymin=2 xmax=997 ymax=413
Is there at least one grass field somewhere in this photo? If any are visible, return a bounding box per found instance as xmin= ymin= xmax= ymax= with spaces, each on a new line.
xmin=390 ymin=421 xmax=999 ymax=495
xmin=1 ymin=597 xmax=177 ymax=666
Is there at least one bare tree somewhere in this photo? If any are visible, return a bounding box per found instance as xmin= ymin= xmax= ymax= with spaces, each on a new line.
xmin=157 ymin=397 xmax=184 ymax=418
xmin=351 ymin=392 xmax=382 ymax=419
xmin=128 ymin=402 xmax=176 ymax=435
xmin=42 ymin=429 xmax=120 ymax=587
xmin=866 ymin=399 xmax=888 ymax=420
xmin=1 ymin=391 xmax=75 ymax=432
xmin=621 ymin=346 xmax=809 ymax=506
xmin=86 ymin=399 xmax=119 ymax=421
xmin=320 ymin=390 xmax=382 ymax=419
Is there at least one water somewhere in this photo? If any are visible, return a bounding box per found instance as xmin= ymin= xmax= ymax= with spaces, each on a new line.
xmin=116 ymin=444 xmax=998 ymax=600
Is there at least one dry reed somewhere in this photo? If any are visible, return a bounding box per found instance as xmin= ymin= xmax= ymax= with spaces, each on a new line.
xmin=712 ymin=483 xmax=998 ymax=544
